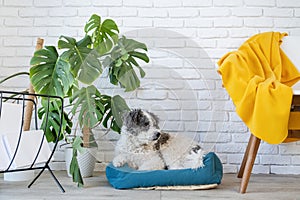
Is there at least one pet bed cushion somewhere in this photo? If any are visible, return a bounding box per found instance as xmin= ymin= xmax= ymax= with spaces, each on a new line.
xmin=105 ymin=152 xmax=223 ymax=189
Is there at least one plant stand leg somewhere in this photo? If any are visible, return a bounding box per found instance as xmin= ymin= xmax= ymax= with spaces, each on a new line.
xmin=47 ymin=166 xmax=65 ymax=193
xmin=28 ymin=165 xmax=65 ymax=193
xmin=27 ymin=167 xmax=45 ymax=189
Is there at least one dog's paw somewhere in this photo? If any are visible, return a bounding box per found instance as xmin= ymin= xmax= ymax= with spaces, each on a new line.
xmin=129 ymin=162 xmax=139 ymax=170
xmin=112 ymin=156 xmax=126 ymax=168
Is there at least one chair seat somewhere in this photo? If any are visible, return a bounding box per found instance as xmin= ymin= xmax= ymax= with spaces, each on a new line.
xmin=293 ymin=83 xmax=300 ymax=95
xmin=294 ymin=91 xmax=300 ymax=95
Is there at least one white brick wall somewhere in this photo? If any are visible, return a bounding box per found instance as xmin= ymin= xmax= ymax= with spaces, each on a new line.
xmin=1 ymin=0 xmax=300 ymax=175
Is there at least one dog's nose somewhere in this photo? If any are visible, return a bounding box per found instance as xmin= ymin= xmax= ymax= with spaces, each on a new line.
xmin=153 ymin=132 xmax=161 ymax=140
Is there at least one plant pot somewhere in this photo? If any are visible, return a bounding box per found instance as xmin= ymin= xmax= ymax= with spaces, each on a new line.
xmin=65 ymin=147 xmax=96 ymax=178
xmin=4 ymin=170 xmax=35 ymax=181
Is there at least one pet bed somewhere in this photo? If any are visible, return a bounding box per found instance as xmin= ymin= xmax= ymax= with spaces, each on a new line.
xmin=105 ymin=152 xmax=223 ymax=189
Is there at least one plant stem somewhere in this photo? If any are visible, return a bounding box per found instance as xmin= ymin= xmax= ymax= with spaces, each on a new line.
xmin=82 ymin=125 xmax=91 ymax=148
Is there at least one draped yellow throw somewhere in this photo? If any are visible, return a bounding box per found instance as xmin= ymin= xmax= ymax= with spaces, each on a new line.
xmin=217 ymin=32 xmax=300 ymax=144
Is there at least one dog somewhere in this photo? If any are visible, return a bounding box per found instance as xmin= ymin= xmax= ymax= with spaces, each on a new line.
xmin=112 ymin=109 xmax=205 ymax=170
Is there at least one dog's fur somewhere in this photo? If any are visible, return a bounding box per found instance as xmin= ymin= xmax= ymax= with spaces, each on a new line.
xmin=112 ymin=109 xmax=205 ymax=170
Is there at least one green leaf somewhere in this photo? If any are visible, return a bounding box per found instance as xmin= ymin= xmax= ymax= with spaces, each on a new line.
xmin=38 ymin=99 xmax=72 ymax=143
xmin=111 ymin=120 xmax=121 ymax=133
xmin=94 ymin=94 xmax=129 ymax=133
xmin=111 ymin=95 xmax=130 ymax=128
xmin=30 ymin=46 xmax=74 ymax=97
xmin=102 ymin=110 xmax=112 ymax=128
xmin=70 ymin=147 xmax=84 ymax=187
xmin=57 ymin=35 xmax=76 ymax=49
xmin=101 ymin=19 xmax=119 ymax=44
xmin=118 ymin=64 xmax=141 ymax=92
xmin=107 ymin=36 xmax=149 ymax=91
xmin=58 ymin=35 xmax=102 ymax=85
xmin=121 ymin=37 xmax=148 ymax=52
xmin=99 ymin=95 xmax=112 ymax=128
xmin=71 ymin=86 xmax=105 ymax=128
xmin=72 ymin=136 xmax=85 ymax=154
xmin=84 ymin=14 xmax=119 ymax=54
xmin=84 ymin=14 xmax=101 ymax=35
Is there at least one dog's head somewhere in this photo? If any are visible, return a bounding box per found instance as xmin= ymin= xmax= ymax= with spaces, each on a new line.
xmin=122 ymin=109 xmax=161 ymax=144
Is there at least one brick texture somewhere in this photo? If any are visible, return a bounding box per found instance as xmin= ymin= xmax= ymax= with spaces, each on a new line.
xmin=0 ymin=0 xmax=300 ymax=174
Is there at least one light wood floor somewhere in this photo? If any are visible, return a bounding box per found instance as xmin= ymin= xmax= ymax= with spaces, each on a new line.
xmin=1 ymin=171 xmax=300 ymax=200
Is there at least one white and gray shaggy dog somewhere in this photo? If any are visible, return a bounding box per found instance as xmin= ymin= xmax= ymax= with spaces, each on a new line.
xmin=112 ymin=109 xmax=205 ymax=170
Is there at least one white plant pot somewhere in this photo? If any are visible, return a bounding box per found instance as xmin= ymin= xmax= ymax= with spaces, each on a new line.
xmin=65 ymin=147 xmax=96 ymax=178
xmin=4 ymin=170 xmax=35 ymax=181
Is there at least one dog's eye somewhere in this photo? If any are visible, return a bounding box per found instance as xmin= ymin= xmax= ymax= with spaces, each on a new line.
xmin=144 ymin=121 xmax=150 ymax=126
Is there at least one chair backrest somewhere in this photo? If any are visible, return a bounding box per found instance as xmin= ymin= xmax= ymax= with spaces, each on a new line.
xmin=281 ymin=36 xmax=300 ymax=93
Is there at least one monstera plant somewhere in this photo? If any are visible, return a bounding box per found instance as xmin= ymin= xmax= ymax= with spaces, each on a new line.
xmin=29 ymin=14 xmax=149 ymax=186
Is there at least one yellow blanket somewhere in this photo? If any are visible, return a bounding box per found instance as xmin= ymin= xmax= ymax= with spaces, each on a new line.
xmin=218 ymin=32 xmax=300 ymax=144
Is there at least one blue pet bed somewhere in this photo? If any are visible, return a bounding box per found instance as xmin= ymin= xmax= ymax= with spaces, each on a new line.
xmin=106 ymin=152 xmax=223 ymax=189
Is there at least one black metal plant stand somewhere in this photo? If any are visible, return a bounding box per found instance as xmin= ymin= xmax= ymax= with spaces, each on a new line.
xmin=0 ymin=90 xmax=65 ymax=192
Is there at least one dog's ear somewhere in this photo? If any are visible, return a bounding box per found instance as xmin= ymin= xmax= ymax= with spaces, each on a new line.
xmin=130 ymin=109 xmax=144 ymax=124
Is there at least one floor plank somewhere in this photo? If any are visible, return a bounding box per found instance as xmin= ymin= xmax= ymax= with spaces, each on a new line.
xmin=1 ymin=171 xmax=300 ymax=199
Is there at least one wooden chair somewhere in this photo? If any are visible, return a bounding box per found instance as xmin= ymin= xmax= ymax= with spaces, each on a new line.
xmin=238 ymin=36 xmax=300 ymax=193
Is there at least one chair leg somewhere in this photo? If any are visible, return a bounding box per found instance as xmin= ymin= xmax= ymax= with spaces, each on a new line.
xmin=240 ymin=134 xmax=261 ymax=194
xmin=237 ymin=134 xmax=255 ymax=178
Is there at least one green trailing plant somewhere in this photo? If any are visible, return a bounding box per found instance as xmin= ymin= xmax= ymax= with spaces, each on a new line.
xmin=29 ymin=14 xmax=149 ymax=187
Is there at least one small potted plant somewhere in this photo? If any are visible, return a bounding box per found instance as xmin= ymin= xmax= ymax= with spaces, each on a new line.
xmin=29 ymin=14 xmax=149 ymax=186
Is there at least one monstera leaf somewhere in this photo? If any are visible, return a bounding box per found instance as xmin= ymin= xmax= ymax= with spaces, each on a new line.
xmin=58 ymin=35 xmax=102 ymax=85
xmin=70 ymin=138 xmax=84 ymax=187
xmin=84 ymin=14 xmax=119 ymax=54
xmin=30 ymin=46 xmax=74 ymax=97
xmin=71 ymin=85 xmax=105 ymax=128
xmin=101 ymin=95 xmax=130 ymax=133
xmin=38 ymin=99 xmax=73 ymax=143
xmin=104 ymin=36 xmax=149 ymax=92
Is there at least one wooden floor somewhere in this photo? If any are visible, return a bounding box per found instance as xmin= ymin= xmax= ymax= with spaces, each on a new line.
xmin=1 ymin=171 xmax=300 ymax=200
